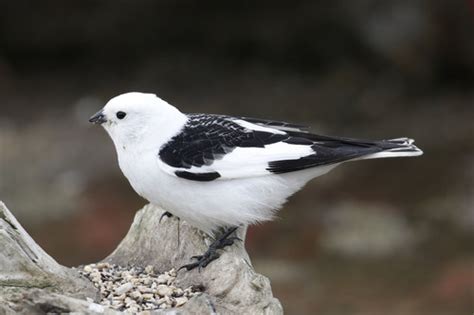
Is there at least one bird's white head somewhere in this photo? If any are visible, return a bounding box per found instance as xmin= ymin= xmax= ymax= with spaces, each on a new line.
xmin=90 ymin=92 xmax=187 ymax=149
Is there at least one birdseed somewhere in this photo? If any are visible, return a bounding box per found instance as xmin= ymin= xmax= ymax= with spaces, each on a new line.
xmin=79 ymin=263 xmax=201 ymax=312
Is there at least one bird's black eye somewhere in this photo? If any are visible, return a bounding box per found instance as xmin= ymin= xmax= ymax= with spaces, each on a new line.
xmin=116 ymin=111 xmax=127 ymax=119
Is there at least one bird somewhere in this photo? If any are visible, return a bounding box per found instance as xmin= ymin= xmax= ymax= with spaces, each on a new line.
xmin=89 ymin=92 xmax=423 ymax=270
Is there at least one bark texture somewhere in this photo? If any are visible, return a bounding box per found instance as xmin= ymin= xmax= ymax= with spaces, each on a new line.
xmin=0 ymin=202 xmax=282 ymax=314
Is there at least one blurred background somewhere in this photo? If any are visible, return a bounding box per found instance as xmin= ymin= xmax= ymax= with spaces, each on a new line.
xmin=0 ymin=1 xmax=473 ymax=314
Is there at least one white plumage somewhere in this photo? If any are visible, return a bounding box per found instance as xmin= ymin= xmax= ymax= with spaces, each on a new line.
xmin=90 ymin=92 xmax=422 ymax=235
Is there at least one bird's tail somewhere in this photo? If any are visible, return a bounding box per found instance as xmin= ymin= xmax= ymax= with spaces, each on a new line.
xmin=358 ymin=137 xmax=423 ymax=160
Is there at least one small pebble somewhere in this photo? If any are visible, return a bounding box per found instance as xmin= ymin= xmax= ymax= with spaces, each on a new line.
xmin=130 ymin=291 xmax=142 ymax=300
xmin=156 ymin=274 xmax=169 ymax=284
xmin=175 ymin=297 xmax=188 ymax=307
xmin=157 ymin=284 xmax=173 ymax=296
xmin=113 ymin=293 xmax=126 ymax=301
xmin=138 ymin=285 xmax=152 ymax=293
xmin=142 ymin=293 xmax=154 ymax=300
xmin=145 ymin=265 xmax=154 ymax=274
xmin=97 ymin=262 xmax=110 ymax=269
xmin=115 ymin=282 xmax=133 ymax=295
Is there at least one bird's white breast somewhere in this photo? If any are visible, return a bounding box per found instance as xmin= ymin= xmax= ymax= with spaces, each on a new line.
xmin=115 ymin=141 xmax=334 ymax=234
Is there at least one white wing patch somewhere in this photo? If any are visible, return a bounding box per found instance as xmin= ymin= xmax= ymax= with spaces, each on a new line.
xmin=158 ymin=141 xmax=315 ymax=180
xmin=212 ymin=141 xmax=314 ymax=178
xmin=233 ymin=119 xmax=286 ymax=134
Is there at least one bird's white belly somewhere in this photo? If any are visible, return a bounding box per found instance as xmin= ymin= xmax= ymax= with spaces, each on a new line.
xmin=118 ymin=149 xmax=335 ymax=234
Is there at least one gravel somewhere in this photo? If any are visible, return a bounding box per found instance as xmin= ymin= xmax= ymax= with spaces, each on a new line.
xmin=79 ymin=262 xmax=201 ymax=312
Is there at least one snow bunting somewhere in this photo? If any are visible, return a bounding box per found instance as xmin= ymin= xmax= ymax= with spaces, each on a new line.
xmin=90 ymin=92 xmax=422 ymax=270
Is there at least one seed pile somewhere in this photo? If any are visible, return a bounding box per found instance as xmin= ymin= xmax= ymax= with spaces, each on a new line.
xmin=80 ymin=263 xmax=201 ymax=312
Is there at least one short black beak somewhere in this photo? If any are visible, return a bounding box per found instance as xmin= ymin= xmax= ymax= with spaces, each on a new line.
xmin=89 ymin=110 xmax=107 ymax=125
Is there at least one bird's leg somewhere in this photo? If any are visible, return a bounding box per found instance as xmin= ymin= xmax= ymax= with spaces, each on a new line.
xmin=179 ymin=226 xmax=241 ymax=271
xmin=159 ymin=211 xmax=174 ymax=223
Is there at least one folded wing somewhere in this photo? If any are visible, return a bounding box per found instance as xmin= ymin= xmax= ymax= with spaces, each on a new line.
xmin=158 ymin=115 xmax=422 ymax=181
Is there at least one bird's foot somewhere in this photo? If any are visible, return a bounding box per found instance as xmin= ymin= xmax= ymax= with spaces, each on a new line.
xmin=179 ymin=226 xmax=240 ymax=271
xmin=159 ymin=211 xmax=173 ymax=223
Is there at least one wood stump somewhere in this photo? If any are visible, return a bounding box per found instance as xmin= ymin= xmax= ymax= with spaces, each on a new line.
xmin=0 ymin=202 xmax=283 ymax=314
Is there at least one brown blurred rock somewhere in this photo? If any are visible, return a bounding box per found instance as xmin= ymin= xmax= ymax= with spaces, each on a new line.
xmin=319 ymin=202 xmax=420 ymax=258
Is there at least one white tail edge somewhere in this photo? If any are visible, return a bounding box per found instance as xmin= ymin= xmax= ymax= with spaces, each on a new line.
xmin=356 ymin=137 xmax=423 ymax=161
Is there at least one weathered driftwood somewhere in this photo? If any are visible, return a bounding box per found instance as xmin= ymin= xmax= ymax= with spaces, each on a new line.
xmin=0 ymin=201 xmax=282 ymax=314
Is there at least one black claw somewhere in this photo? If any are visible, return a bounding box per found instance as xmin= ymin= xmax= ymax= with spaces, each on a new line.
xmin=178 ymin=262 xmax=198 ymax=271
xmin=230 ymin=236 xmax=243 ymax=242
xmin=218 ymin=238 xmax=235 ymax=247
xmin=159 ymin=211 xmax=173 ymax=223
xmin=179 ymin=226 xmax=240 ymax=271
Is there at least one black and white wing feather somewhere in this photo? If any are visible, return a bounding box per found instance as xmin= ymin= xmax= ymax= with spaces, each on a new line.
xmin=158 ymin=114 xmax=422 ymax=181
xmin=235 ymin=116 xmax=310 ymax=133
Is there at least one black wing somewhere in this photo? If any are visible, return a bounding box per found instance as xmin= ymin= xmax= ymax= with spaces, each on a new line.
xmin=158 ymin=114 xmax=288 ymax=169
xmin=158 ymin=114 xmax=419 ymax=180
